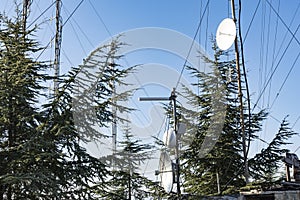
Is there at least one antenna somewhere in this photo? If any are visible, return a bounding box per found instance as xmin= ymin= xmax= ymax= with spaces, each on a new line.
xmin=22 ymin=0 xmax=30 ymax=35
xmin=215 ymin=0 xmax=250 ymax=184
xmin=159 ymin=151 xmax=174 ymax=193
xmin=110 ymin=59 xmax=117 ymax=170
xmin=216 ymin=18 xmax=236 ymax=51
xmin=54 ymin=0 xmax=62 ymax=95
xmin=163 ymin=128 xmax=176 ymax=149
xmin=177 ymin=122 xmax=186 ymax=135
xmin=230 ymin=0 xmax=249 ymax=183
xmin=140 ymin=88 xmax=182 ymax=198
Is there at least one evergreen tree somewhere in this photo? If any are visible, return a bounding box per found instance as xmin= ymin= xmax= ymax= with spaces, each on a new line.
xmin=39 ymin=68 xmax=110 ymax=199
xmin=72 ymin=38 xmax=135 ymax=143
xmin=102 ymin=125 xmax=155 ymax=199
xmin=69 ymin=37 xmax=138 ymax=198
xmin=0 ymin=10 xmax=135 ymax=198
xmin=180 ymin=43 xmax=266 ymax=195
xmin=0 ymin=11 xmax=108 ymax=199
xmin=44 ymin=38 xmax=137 ymax=198
xmin=0 ymin=12 xmax=58 ymax=199
xmin=248 ymin=117 xmax=297 ymax=187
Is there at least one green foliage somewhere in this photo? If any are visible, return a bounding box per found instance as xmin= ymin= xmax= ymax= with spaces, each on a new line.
xmin=101 ymin=126 xmax=155 ymax=199
xmin=180 ymin=44 xmax=267 ymax=196
xmin=249 ymin=117 xmax=297 ymax=184
xmin=39 ymin=37 xmax=137 ymax=198
xmin=40 ymin=69 xmax=110 ymax=199
xmin=0 ymin=10 xmax=135 ymax=199
xmin=0 ymin=11 xmax=55 ymax=199
xmin=72 ymin=38 xmax=136 ymax=143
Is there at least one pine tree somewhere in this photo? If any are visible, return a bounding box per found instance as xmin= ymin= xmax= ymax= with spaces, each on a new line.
xmin=67 ymin=37 xmax=138 ymax=198
xmin=0 ymin=10 xmax=106 ymax=199
xmin=180 ymin=43 xmax=267 ymax=195
xmin=39 ymin=68 xmax=110 ymax=198
xmin=0 ymin=10 xmax=135 ymax=198
xmin=72 ymin=38 xmax=135 ymax=143
xmin=43 ymin=38 xmax=137 ymax=198
xmin=248 ymin=117 xmax=297 ymax=188
xmin=0 ymin=11 xmax=59 ymax=199
xmin=102 ymin=125 xmax=155 ymax=199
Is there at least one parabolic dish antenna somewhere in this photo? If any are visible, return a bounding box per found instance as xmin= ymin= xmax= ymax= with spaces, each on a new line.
xmin=216 ymin=18 xmax=236 ymax=51
xmin=163 ymin=128 xmax=176 ymax=149
xmin=159 ymin=151 xmax=174 ymax=193
xmin=177 ymin=122 xmax=186 ymax=136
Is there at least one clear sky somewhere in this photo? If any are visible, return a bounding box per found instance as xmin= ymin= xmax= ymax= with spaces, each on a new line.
xmin=1 ymin=0 xmax=300 ymax=177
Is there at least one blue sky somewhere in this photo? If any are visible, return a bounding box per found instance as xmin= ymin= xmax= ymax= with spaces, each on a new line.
xmin=1 ymin=0 xmax=300 ymax=174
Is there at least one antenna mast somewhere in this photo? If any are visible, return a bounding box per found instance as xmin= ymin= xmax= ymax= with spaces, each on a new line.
xmin=140 ymin=88 xmax=181 ymax=198
xmin=54 ymin=0 xmax=62 ymax=94
xmin=109 ymin=41 xmax=117 ymax=169
xmin=111 ymin=61 xmax=117 ymax=167
xmin=230 ymin=0 xmax=249 ymax=183
xmin=22 ymin=0 xmax=30 ymax=35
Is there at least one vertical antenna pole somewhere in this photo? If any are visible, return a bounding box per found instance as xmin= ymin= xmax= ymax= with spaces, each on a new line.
xmin=171 ymin=88 xmax=181 ymax=198
xmin=22 ymin=0 xmax=30 ymax=35
xmin=109 ymin=41 xmax=117 ymax=170
xmin=139 ymin=89 xmax=181 ymax=197
xmin=111 ymin=61 xmax=117 ymax=170
xmin=54 ymin=0 xmax=62 ymax=95
xmin=231 ymin=0 xmax=249 ymax=183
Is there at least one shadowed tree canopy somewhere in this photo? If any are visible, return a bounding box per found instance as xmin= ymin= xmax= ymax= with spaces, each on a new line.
xmin=180 ymin=43 xmax=267 ymax=196
xmin=0 ymin=10 xmax=135 ymax=199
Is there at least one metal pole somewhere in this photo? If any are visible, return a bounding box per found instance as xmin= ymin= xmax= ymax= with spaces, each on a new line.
xmin=139 ymin=97 xmax=170 ymax=101
xmin=54 ymin=0 xmax=62 ymax=95
xmin=22 ymin=0 xmax=30 ymax=35
xmin=111 ymin=62 xmax=117 ymax=170
xmin=171 ymin=89 xmax=181 ymax=198
xmin=139 ymin=88 xmax=181 ymax=198
xmin=231 ymin=0 xmax=249 ymax=183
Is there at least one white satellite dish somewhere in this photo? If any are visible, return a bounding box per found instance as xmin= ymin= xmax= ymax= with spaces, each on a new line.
xmin=163 ymin=128 xmax=176 ymax=148
xmin=216 ymin=18 xmax=236 ymax=50
xmin=177 ymin=123 xmax=186 ymax=136
xmin=159 ymin=151 xmax=174 ymax=193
